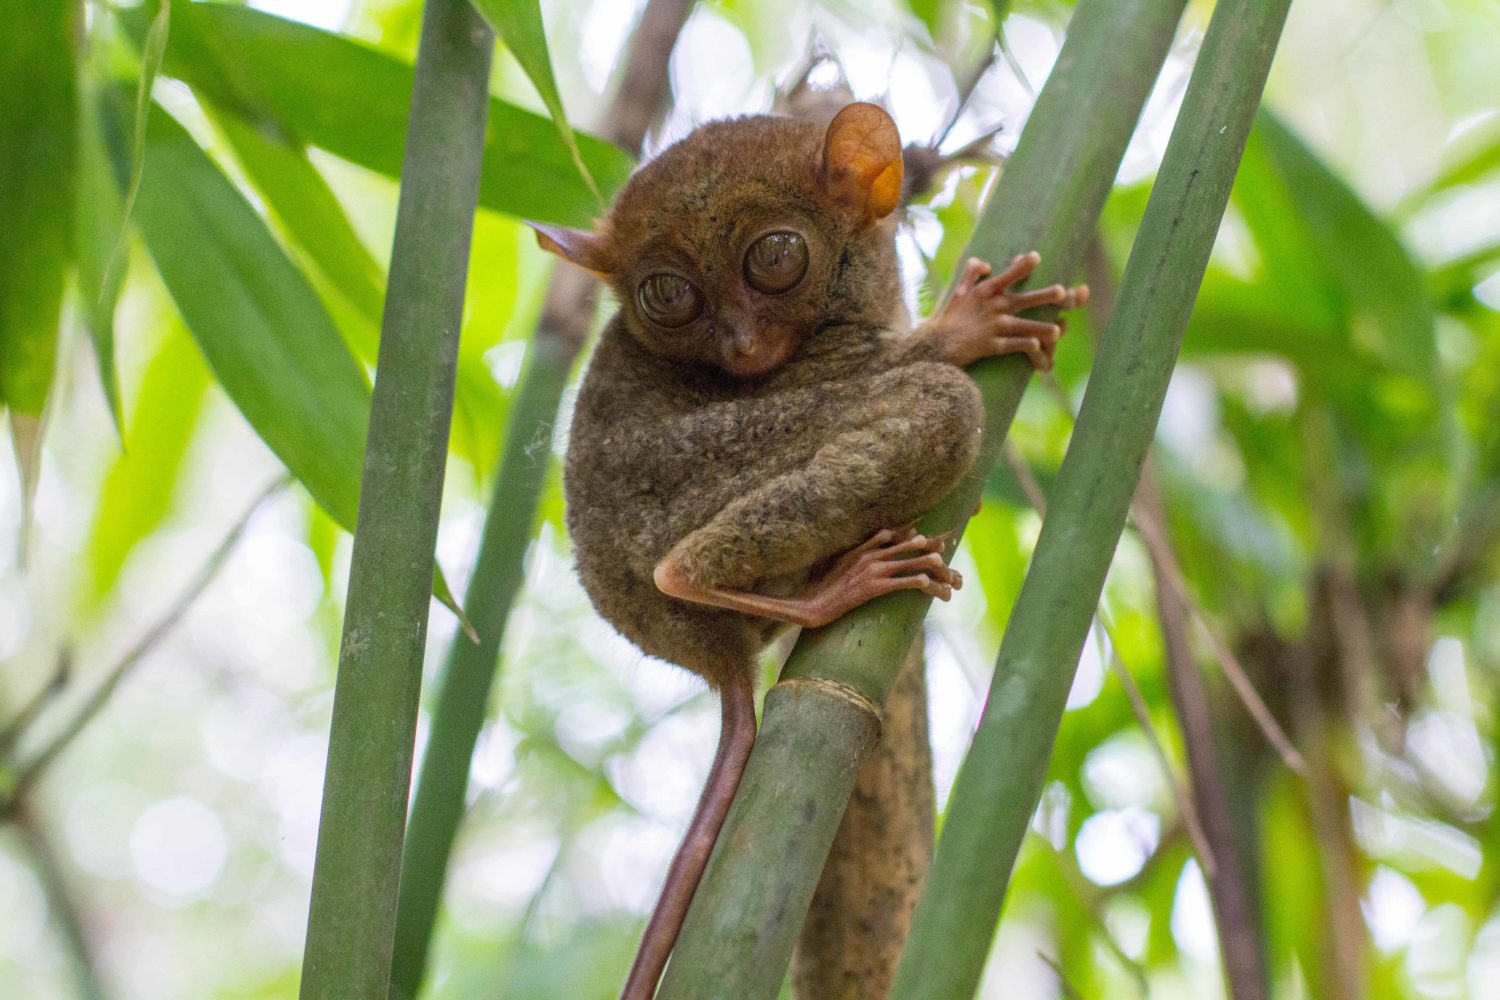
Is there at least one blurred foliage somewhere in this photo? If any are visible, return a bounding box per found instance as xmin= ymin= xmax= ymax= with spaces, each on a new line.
xmin=0 ymin=0 xmax=1497 ymax=998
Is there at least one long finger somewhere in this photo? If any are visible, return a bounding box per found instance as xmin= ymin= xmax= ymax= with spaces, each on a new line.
xmin=987 ymin=251 xmax=1040 ymax=292
xmin=1000 ymin=284 xmax=1070 ymax=310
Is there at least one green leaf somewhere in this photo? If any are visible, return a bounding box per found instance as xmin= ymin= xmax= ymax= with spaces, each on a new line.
xmin=76 ymin=37 xmax=130 ymax=438
xmin=471 ymin=0 xmax=600 ymax=203
xmin=0 ymin=0 xmax=77 ymax=418
xmin=76 ymin=91 xmax=127 ymax=437
xmin=211 ymin=111 xmax=387 ymax=336
xmin=1253 ymin=111 xmax=1438 ymax=382
xmin=1416 ymin=117 xmax=1500 ymax=202
xmin=86 ymin=322 xmax=211 ymax=605
xmin=906 ymin=0 xmax=948 ymax=37
xmin=100 ymin=90 xmax=370 ymax=531
xmin=118 ymin=3 xmax=633 ymax=227
xmin=100 ymin=0 xmax=169 ymax=307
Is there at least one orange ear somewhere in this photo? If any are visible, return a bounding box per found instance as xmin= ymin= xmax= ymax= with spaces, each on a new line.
xmin=821 ymin=102 xmax=903 ymax=221
xmin=527 ymin=221 xmax=614 ymax=277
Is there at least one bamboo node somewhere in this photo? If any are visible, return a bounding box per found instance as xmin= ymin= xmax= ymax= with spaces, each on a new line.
xmin=773 ymin=677 xmax=883 ymax=726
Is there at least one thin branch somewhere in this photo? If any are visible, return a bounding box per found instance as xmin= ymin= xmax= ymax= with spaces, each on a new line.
xmin=1037 ymin=953 xmax=1087 ymax=1000
xmin=0 ymin=649 xmax=71 ymax=755
xmin=3 ymin=477 xmax=285 ymax=812
xmin=1098 ymin=611 xmax=1216 ymax=877
xmin=1133 ymin=508 xmax=1306 ymax=774
xmin=10 ymin=802 xmax=113 ymax=1000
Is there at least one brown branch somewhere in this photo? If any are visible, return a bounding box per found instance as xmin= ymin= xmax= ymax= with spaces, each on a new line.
xmin=1138 ymin=470 xmax=1269 ymax=1000
xmin=10 ymin=801 xmax=114 ymax=999
xmin=600 ymin=0 xmax=696 ymax=151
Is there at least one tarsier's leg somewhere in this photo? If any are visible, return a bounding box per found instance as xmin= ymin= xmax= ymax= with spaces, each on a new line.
xmin=922 ymin=252 xmax=1089 ymax=371
xmin=654 ymin=365 xmax=982 ymax=628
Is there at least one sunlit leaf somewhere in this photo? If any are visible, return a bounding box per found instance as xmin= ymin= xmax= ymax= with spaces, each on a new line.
xmin=471 ymin=0 xmax=600 ymax=203
xmin=905 ymin=0 xmax=948 ymax=37
xmin=1419 ymin=117 xmax=1500 ymax=201
xmin=86 ymin=322 xmax=211 ymax=605
xmin=118 ymin=3 xmax=633 ymax=227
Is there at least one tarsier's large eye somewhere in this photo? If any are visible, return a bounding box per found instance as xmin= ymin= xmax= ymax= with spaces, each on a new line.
xmin=744 ymin=231 xmax=809 ymax=294
xmin=637 ymin=273 xmax=704 ymax=328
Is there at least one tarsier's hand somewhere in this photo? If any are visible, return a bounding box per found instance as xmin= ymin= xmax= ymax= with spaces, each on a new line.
xmin=927 ymin=252 xmax=1089 ymax=371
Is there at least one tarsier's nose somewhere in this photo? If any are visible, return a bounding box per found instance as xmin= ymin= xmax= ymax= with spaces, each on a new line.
xmin=730 ymin=330 xmax=758 ymax=357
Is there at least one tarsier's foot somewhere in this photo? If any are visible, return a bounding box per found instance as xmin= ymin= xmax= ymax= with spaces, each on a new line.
xmin=795 ymin=525 xmax=961 ymax=628
xmin=654 ymin=526 xmax=962 ymax=630
xmin=930 ymin=252 xmax=1089 ymax=372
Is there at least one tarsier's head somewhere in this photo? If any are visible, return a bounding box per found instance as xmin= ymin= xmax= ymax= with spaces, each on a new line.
xmin=530 ymin=103 xmax=905 ymax=378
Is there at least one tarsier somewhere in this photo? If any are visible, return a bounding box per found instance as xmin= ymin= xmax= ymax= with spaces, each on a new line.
xmin=532 ymin=102 xmax=1085 ymax=998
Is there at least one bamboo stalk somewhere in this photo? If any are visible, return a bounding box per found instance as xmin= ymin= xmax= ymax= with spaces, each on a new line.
xmin=657 ymin=3 xmax=1186 ymax=995
xmin=792 ymin=640 xmax=933 ymax=999
xmin=297 ymin=1 xmax=493 ymax=996
xmin=892 ymin=2 xmax=1293 ymax=994
xmin=388 ymin=3 xmax=693 ymax=995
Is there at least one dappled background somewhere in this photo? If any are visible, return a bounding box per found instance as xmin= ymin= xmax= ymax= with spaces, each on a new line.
xmin=2 ymin=0 xmax=1499 ymax=997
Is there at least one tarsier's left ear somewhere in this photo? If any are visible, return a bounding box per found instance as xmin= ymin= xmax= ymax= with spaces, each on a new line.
xmin=821 ymin=102 xmax=903 ymax=222
xmin=527 ymin=221 xmax=615 ymax=278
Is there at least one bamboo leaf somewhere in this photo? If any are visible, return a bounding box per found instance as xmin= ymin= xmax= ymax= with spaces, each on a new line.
xmin=657 ymin=1 xmax=1189 ymax=995
xmin=470 ymin=0 xmax=600 ymax=202
xmin=76 ymin=69 xmax=128 ymax=438
xmin=299 ymin=0 xmax=495 ymax=994
xmin=1250 ymin=111 xmax=1437 ymax=381
xmin=85 ymin=323 xmax=210 ymax=605
xmin=211 ymin=111 xmax=387 ymax=333
xmin=100 ymin=0 xmax=169 ymax=309
xmin=100 ymin=91 xmax=370 ymax=530
xmin=0 ymin=0 xmax=76 ymax=417
xmin=893 ymin=1 xmax=1292 ymax=994
xmin=1414 ymin=117 xmax=1500 ymax=202
xmin=117 ymin=2 xmax=633 ymax=227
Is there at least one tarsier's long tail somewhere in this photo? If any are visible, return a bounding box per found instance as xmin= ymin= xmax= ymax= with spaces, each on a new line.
xmin=620 ymin=672 xmax=757 ymax=1000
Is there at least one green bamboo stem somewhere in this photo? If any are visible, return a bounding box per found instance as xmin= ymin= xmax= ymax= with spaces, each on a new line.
xmin=387 ymin=334 xmax=571 ymax=1000
xmin=891 ymin=2 xmax=1293 ymax=994
xmin=388 ymin=3 xmax=693 ymax=994
xmin=657 ymin=2 xmax=1186 ymax=995
xmin=297 ymin=1 xmax=493 ymax=996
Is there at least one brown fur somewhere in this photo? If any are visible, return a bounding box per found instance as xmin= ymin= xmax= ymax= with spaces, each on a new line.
xmin=539 ymin=105 xmax=1010 ymax=999
xmin=561 ymin=111 xmax=982 ymax=689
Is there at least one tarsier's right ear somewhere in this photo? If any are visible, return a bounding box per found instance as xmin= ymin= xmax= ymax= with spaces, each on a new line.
xmin=527 ymin=222 xmax=615 ymax=278
xmin=821 ymin=102 xmax=904 ymax=223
